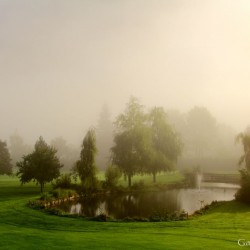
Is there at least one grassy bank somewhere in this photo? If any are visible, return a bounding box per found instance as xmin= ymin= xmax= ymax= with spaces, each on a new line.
xmin=0 ymin=175 xmax=250 ymax=249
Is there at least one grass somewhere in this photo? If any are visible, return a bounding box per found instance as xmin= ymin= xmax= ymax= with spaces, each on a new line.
xmin=0 ymin=175 xmax=250 ymax=249
xmin=118 ymin=171 xmax=184 ymax=187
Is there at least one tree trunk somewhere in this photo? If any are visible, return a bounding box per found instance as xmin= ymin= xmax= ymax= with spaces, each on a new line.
xmin=153 ymin=172 xmax=156 ymax=183
xmin=128 ymin=174 xmax=132 ymax=188
xmin=40 ymin=182 xmax=44 ymax=193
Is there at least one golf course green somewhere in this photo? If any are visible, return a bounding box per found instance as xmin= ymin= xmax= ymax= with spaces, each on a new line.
xmin=0 ymin=175 xmax=249 ymax=250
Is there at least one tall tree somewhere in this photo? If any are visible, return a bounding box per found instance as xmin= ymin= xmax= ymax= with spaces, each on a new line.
xmin=74 ymin=129 xmax=97 ymax=190
xmin=0 ymin=140 xmax=12 ymax=175
xmin=111 ymin=97 xmax=149 ymax=187
xmin=96 ymin=104 xmax=114 ymax=170
xmin=147 ymin=107 xmax=182 ymax=182
xmin=17 ymin=137 xmax=62 ymax=193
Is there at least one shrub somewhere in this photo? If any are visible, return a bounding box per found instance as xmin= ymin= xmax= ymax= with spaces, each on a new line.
xmin=149 ymin=209 xmax=188 ymax=221
xmin=131 ymin=180 xmax=145 ymax=190
xmin=182 ymin=166 xmax=201 ymax=188
xmin=235 ymin=169 xmax=250 ymax=204
xmin=92 ymin=213 xmax=107 ymax=222
xmin=105 ymin=165 xmax=122 ymax=188
xmin=52 ymin=173 xmax=72 ymax=189
xmin=40 ymin=192 xmax=51 ymax=201
xmin=50 ymin=188 xmax=77 ymax=199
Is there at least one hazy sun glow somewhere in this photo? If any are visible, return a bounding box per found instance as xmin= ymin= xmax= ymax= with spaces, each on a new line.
xmin=0 ymin=0 xmax=250 ymax=144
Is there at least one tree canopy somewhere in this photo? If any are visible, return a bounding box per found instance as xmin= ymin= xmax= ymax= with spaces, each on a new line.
xmin=0 ymin=140 xmax=12 ymax=175
xmin=17 ymin=136 xmax=62 ymax=193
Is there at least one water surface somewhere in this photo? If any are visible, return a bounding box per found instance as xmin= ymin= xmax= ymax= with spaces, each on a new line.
xmin=58 ymin=182 xmax=238 ymax=219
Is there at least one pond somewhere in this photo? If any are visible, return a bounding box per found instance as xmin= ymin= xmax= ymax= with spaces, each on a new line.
xmin=57 ymin=182 xmax=239 ymax=219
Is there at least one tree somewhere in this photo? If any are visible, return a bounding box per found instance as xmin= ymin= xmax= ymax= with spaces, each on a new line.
xmin=147 ymin=107 xmax=182 ymax=182
xmin=0 ymin=140 xmax=12 ymax=175
xmin=9 ymin=133 xmax=32 ymax=166
xmin=186 ymin=106 xmax=217 ymax=158
xmin=96 ymin=104 xmax=114 ymax=170
xmin=111 ymin=97 xmax=150 ymax=187
xmin=74 ymin=129 xmax=98 ymax=190
xmin=235 ymin=127 xmax=250 ymax=203
xmin=17 ymin=137 xmax=62 ymax=193
xmin=51 ymin=137 xmax=79 ymax=170
xmin=235 ymin=128 xmax=250 ymax=172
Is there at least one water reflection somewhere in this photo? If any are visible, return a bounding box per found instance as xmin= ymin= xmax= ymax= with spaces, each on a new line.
xmin=57 ymin=183 xmax=239 ymax=219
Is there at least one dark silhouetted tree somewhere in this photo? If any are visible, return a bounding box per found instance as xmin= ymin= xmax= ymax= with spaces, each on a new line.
xmin=0 ymin=140 xmax=12 ymax=175
xmin=17 ymin=137 xmax=62 ymax=193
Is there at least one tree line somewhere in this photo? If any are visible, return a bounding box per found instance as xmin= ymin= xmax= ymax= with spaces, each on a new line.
xmin=0 ymin=97 xmax=182 ymax=190
xmin=0 ymin=96 xmax=246 ymax=192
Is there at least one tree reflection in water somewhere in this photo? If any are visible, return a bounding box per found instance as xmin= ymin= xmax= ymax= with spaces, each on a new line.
xmin=57 ymin=187 xmax=237 ymax=219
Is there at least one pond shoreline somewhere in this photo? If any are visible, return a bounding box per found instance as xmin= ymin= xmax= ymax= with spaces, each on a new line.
xmin=28 ymin=182 xmax=238 ymax=222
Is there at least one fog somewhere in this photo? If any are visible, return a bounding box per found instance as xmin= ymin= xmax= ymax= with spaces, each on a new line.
xmin=1 ymin=0 xmax=250 ymax=146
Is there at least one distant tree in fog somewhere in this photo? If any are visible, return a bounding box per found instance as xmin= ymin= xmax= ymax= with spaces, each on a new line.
xmin=186 ymin=106 xmax=217 ymax=158
xmin=51 ymin=137 xmax=79 ymax=170
xmin=9 ymin=133 xmax=32 ymax=166
xmin=0 ymin=140 xmax=12 ymax=175
xmin=74 ymin=129 xmax=98 ymax=190
xmin=167 ymin=107 xmax=240 ymax=171
xmin=17 ymin=137 xmax=62 ymax=193
xmin=96 ymin=104 xmax=114 ymax=170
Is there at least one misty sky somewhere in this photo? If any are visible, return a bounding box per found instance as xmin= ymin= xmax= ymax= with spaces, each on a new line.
xmin=1 ymin=0 xmax=250 ymax=145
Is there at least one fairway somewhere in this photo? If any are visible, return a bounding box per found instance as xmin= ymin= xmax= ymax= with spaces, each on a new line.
xmin=0 ymin=176 xmax=250 ymax=249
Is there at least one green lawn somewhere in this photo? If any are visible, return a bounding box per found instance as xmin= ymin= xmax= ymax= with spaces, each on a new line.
xmin=0 ymin=175 xmax=250 ymax=249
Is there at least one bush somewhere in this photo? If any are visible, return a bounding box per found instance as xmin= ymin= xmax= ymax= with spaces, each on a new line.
xmin=131 ymin=180 xmax=145 ymax=190
xmin=105 ymin=165 xmax=122 ymax=188
xmin=182 ymin=166 xmax=201 ymax=188
xmin=92 ymin=213 xmax=108 ymax=222
xmin=50 ymin=188 xmax=77 ymax=199
xmin=40 ymin=192 xmax=51 ymax=201
xmin=235 ymin=169 xmax=250 ymax=204
xmin=149 ymin=209 xmax=188 ymax=222
xmin=52 ymin=173 xmax=72 ymax=189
